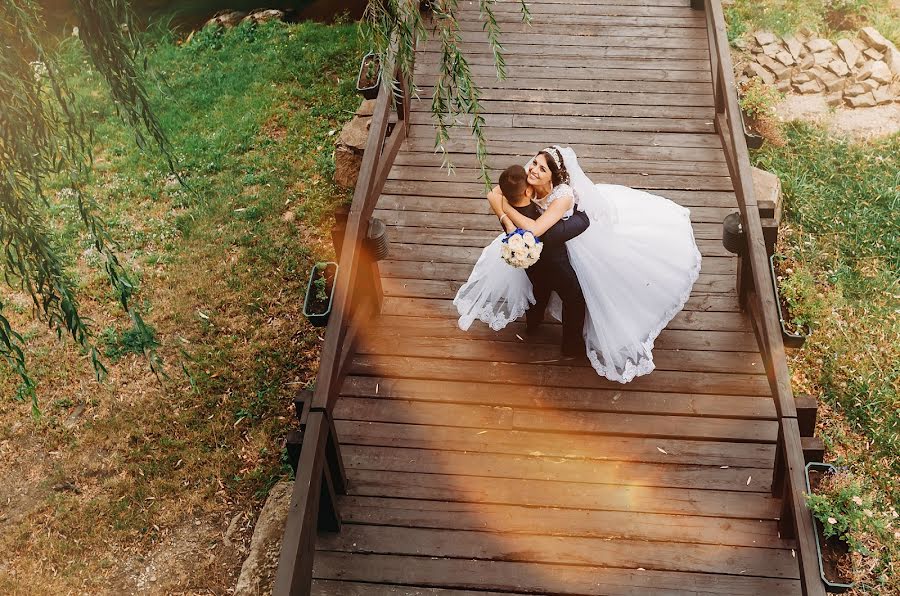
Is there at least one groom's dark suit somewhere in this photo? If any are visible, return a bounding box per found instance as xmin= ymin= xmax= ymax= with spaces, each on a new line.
xmin=510 ymin=203 xmax=589 ymax=357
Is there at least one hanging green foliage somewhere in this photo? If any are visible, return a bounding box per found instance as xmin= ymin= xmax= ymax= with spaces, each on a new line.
xmin=362 ymin=0 xmax=530 ymax=188
xmin=0 ymin=0 xmax=168 ymax=413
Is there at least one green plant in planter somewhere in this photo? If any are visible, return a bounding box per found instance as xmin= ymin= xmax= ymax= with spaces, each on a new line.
xmin=363 ymin=56 xmax=379 ymax=83
xmin=774 ymin=259 xmax=817 ymax=334
xmin=739 ymin=77 xmax=782 ymax=121
xmin=806 ymin=469 xmax=885 ymax=557
xmin=313 ymin=273 xmax=329 ymax=304
xmin=739 ymin=77 xmax=785 ymax=146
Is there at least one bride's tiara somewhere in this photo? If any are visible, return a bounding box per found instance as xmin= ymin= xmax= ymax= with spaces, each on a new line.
xmin=539 ymin=146 xmax=565 ymax=173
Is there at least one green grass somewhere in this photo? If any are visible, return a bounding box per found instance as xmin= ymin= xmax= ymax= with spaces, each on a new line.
xmin=0 ymin=18 xmax=360 ymax=593
xmin=753 ymin=123 xmax=900 ymax=592
xmin=727 ymin=0 xmax=900 ymax=43
xmin=100 ymin=321 xmax=160 ymax=360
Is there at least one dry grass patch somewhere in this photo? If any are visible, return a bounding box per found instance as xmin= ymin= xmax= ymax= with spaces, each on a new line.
xmin=0 ymin=19 xmax=359 ymax=593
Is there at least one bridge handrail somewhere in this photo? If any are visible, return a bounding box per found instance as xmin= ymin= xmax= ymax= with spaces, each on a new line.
xmin=272 ymin=49 xmax=413 ymax=595
xmin=698 ymin=2 xmax=825 ymax=594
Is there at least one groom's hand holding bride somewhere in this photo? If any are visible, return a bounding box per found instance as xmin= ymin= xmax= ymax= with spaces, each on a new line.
xmin=486 ymin=186 xmax=515 ymax=232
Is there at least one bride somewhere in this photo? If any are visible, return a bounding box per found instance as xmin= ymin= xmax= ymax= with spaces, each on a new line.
xmin=455 ymin=146 xmax=702 ymax=384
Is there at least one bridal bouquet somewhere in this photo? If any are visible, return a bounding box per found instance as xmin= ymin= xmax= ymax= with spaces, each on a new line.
xmin=500 ymin=229 xmax=543 ymax=269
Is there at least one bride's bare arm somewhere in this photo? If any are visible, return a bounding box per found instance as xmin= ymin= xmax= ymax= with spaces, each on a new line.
xmin=502 ymin=194 xmax=574 ymax=237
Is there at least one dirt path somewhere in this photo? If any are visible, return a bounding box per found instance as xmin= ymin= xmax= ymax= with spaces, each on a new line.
xmin=775 ymin=94 xmax=900 ymax=139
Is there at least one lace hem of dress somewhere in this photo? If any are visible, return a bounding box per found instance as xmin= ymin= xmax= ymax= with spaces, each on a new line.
xmin=586 ymin=232 xmax=703 ymax=384
xmin=454 ymin=296 xmax=534 ymax=332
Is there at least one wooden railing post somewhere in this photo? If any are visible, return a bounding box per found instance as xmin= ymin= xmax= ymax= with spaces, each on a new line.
xmin=736 ymin=253 xmax=753 ymax=309
xmin=274 ymin=412 xmax=329 ymax=596
xmin=275 ymin=32 xmax=416 ymax=595
xmin=795 ymin=394 xmax=818 ymax=437
xmin=702 ymin=4 xmax=826 ymax=594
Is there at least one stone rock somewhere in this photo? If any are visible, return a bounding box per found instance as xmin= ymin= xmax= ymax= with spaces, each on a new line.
xmin=751 ymin=45 xmax=764 ymax=54
xmin=809 ymin=66 xmax=830 ymax=82
xmin=762 ymin=43 xmax=782 ymax=57
xmin=864 ymin=48 xmax=884 ymax=61
xmin=243 ymin=9 xmax=286 ymax=25
xmin=334 ymin=113 xmax=373 ymax=188
xmin=204 ymin=10 xmax=246 ymax=29
xmin=862 ymin=78 xmax=880 ymax=91
xmin=856 ymin=60 xmax=876 ymax=81
xmin=869 ymin=61 xmax=894 ymax=84
xmin=776 ymin=79 xmax=792 ymax=93
xmin=813 ymin=51 xmax=835 ymax=66
xmin=775 ymin=51 xmax=795 ymax=66
xmin=797 ymin=79 xmax=824 ymax=94
xmin=884 ymin=44 xmax=900 ymax=76
xmin=821 ymin=72 xmax=846 ymax=92
xmin=733 ymin=38 xmax=751 ymax=51
xmin=62 ymin=404 xmax=85 ymax=429
xmin=827 ymin=60 xmax=850 ymax=77
xmin=792 ymin=72 xmax=812 ymax=85
xmin=338 ymin=115 xmax=370 ymax=150
xmin=825 ymin=92 xmax=844 ymax=107
xmin=873 ymin=86 xmax=895 ymax=104
xmin=846 ymin=91 xmax=877 ymax=107
xmin=747 ymin=62 xmax=776 ymax=85
xmin=799 ymin=53 xmax=815 ymax=70
xmin=334 ymin=145 xmax=362 ymax=188
xmin=755 ymin=31 xmax=778 ymax=46
xmin=806 ymin=38 xmax=834 ymax=53
xmin=836 ymin=38 xmax=861 ymax=69
xmin=844 ymin=83 xmax=867 ymax=96
xmin=827 ymin=77 xmax=847 ymax=93
xmin=860 ymin=27 xmax=890 ymax=51
xmin=234 ymin=482 xmax=293 ymax=596
xmin=751 ymin=167 xmax=783 ymax=222
xmin=783 ymin=35 xmax=806 ymax=61
xmin=758 ymin=55 xmax=792 ymax=80
xmin=356 ymin=99 xmax=377 ymax=117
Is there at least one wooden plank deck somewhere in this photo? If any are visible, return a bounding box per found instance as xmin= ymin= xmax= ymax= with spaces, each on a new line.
xmin=312 ymin=0 xmax=802 ymax=593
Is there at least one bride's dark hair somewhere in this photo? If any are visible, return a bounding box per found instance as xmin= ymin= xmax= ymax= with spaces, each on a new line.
xmin=538 ymin=148 xmax=569 ymax=186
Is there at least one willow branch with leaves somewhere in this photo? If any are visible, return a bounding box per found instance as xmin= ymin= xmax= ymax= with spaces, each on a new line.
xmin=0 ymin=0 xmax=168 ymax=413
xmin=363 ymin=0 xmax=530 ymax=189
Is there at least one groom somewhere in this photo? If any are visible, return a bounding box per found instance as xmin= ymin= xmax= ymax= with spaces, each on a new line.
xmin=493 ymin=165 xmax=589 ymax=358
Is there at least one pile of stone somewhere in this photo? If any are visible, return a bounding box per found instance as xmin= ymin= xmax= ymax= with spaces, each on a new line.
xmin=740 ymin=27 xmax=900 ymax=107
xmin=334 ymin=99 xmax=377 ymax=188
xmin=203 ymin=9 xmax=287 ymax=30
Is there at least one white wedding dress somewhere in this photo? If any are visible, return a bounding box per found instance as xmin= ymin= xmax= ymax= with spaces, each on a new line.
xmin=453 ymin=146 xmax=702 ymax=383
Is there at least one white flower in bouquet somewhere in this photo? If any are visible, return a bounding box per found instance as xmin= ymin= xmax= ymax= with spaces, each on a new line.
xmin=501 ymin=229 xmax=542 ymax=269
xmin=523 ymin=231 xmax=536 ymax=247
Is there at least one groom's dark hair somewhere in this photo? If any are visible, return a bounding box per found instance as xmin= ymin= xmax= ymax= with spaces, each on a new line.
xmin=499 ymin=165 xmax=528 ymax=199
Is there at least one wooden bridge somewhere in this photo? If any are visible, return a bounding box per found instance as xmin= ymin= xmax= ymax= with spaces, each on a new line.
xmin=276 ymin=1 xmax=828 ymax=594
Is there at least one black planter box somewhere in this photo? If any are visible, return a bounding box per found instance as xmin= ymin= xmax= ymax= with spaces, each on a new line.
xmin=303 ymin=262 xmax=338 ymax=327
xmin=742 ymin=110 xmax=764 ymax=149
xmin=805 ymin=462 xmax=855 ymax=593
xmin=770 ymin=254 xmax=809 ymax=348
xmin=356 ymin=52 xmax=381 ymax=100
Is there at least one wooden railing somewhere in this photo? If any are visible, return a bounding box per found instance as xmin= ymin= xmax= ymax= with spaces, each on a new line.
xmin=694 ymin=2 xmax=826 ymax=594
xmin=273 ymin=54 xmax=413 ymax=595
